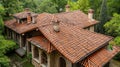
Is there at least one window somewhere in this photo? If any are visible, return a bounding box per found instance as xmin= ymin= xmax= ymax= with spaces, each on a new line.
xmin=22 ymin=36 xmax=26 ymax=47
xmin=28 ymin=42 xmax=31 ymax=52
xmin=59 ymin=57 xmax=66 ymax=67
xmin=20 ymin=18 xmax=27 ymax=23
xmin=72 ymin=63 xmax=84 ymax=67
xmin=41 ymin=52 xmax=47 ymax=65
xmin=33 ymin=46 xmax=39 ymax=60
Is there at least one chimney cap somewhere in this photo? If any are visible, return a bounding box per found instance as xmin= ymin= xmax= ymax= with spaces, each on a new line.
xmin=88 ymin=9 xmax=94 ymax=13
xmin=65 ymin=4 xmax=70 ymax=8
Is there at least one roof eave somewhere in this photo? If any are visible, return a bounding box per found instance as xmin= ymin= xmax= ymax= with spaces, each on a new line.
xmin=74 ymin=37 xmax=113 ymax=63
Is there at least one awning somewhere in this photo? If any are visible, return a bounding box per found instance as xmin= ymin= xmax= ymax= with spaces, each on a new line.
xmin=81 ymin=46 xmax=120 ymax=67
xmin=15 ymin=48 xmax=26 ymax=57
xmin=27 ymin=36 xmax=55 ymax=53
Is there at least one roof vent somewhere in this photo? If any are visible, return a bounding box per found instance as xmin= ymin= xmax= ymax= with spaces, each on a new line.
xmin=52 ymin=16 xmax=60 ymax=32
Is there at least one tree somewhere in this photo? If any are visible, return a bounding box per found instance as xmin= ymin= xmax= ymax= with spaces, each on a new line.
xmin=0 ymin=35 xmax=16 ymax=67
xmin=1 ymin=0 xmax=23 ymax=19
xmin=104 ymin=13 xmax=120 ymax=50
xmin=89 ymin=0 xmax=102 ymax=20
xmin=0 ymin=5 xmax=16 ymax=66
xmin=68 ymin=0 xmax=90 ymax=13
xmin=21 ymin=0 xmax=58 ymax=13
xmin=104 ymin=13 xmax=120 ymax=37
xmin=0 ymin=4 xmax=5 ymax=15
xmin=51 ymin=0 xmax=67 ymax=12
xmin=107 ymin=0 xmax=120 ymax=17
xmin=37 ymin=0 xmax=58 ymax=13
xmin=0 ymin=4 xmax=4 ymax=33
xmin=97 ymin=0 xmax=108 ymax=33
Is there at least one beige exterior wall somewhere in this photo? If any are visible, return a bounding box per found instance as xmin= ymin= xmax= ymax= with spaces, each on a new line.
xmin=85 ymin=26 xmax=94 ymax=32
xmin=31 ymin=45 xmax=72 ymax=67
xmin=89 ymin=26 xmax=94 ymax=32
xmin=54 ymin=52 xmax=72 ymax=67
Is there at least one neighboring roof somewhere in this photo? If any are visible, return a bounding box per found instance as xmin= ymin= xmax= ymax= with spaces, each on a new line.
xmin=27 ymin=36 xmax=55 ymax=53
xmin=37 ymin=17 xmax=112 ymax=63
xmin=4 ymin=19 xmax=38 ymax=34
xmin=81 ymin=46 xmax=120 ymax=67
xmin=13 ymin=11 xmax=38 ymax=19
xmin=55 ymin=10 xmax=98 ymax=28
xmin=4 ymin=13 xmax=51 ymax=34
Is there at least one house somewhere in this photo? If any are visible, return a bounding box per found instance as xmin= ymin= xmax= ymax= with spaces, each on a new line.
xmin=4 ymin=6 xmax=120 ymax=67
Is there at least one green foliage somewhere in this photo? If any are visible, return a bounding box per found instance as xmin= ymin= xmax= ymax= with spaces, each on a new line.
xmin=22 ymin=0 xmax=58 ymax=13
xmin=104 ymin=13 xmax=120 ymax=37
xmin=113 ymin=36 xmax=120 ymax=46
xmin=0 ymin=16 xmax=4 ymax=33
xmin=97 ymin=0 xmax=108 ymax=33
xmin=0 ymin=55 xmax=10 ymax=67
xmin=89 ymin=0 xmax=102 ymax=19
xmin=107 ymin=0 xmax=120 ymax=16
xmin=68 ymin=0 xmax=90 ymax=13
xmin=37 ymin=0 xmax=58 ymax=13
xmin=1 ymin=0 xmax=23 ymax=19
xmin=51 ymin=0 xmax=67 ymax=12
xmin=0 ymin=4 xmax=5 ymax=15
xmin=0 ymin=40 xmax=16 ymax=54
xmin=114 ymin=52 xmax=120 ymax=61
xmin=0 ymin=35 xmax=16 ymax=66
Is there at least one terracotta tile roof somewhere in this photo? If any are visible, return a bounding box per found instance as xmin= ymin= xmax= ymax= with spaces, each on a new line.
xmin=13 ymin=11 xmax=38 ymax=19
xmin=27 ymin=36 xmax=55 ymax=53
xmin=55 ymin=10 xmax=98 ymax=28
xmin=5 ymin=10 xmax=98 ymax=34
xmin=4 ymin=13 xmax=51 ymax=34
xmin=37 ymin=21 xmax=113 ymax=63
xmin=81 ymin=46 xmax=120 ymax=67
xmin=4 ymin=19 xmax=38 ymax=34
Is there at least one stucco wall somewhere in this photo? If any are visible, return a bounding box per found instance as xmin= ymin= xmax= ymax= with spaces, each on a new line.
xmin=31 ymin=45 xmax=72 ymax=67
xmin=53 ymin=51 xmax=72 ymax=67
xmin=90 ymin=26 xmax=94 ymax=32
xmin=32 ymin=59 xmax=41 ymax=67
xmin=85 ymin=26 xmax=94 ymax=32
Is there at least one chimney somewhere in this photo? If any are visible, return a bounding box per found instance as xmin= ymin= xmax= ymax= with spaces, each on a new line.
xmin=27 ymin=13 xmax=32 ymax=24
xmin=53 ymin=20 xmax=60 ymax=32
xmin=25 ymin=8 xmax=30 ymax=12
xmin=65 ymin=4 xmax=70 ymax=12
xmin=88 ymin=9 xmax=94 ymax=21
xmin=52 ymin=15 xmax=60 ymax=32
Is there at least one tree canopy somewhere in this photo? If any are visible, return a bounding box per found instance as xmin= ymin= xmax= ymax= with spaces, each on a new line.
xmin=104 ymin=13 xmax=120 ymax=37
xmin=0 ymin=3 xmax=16 ymax=67
xmin=68 ymin=0 xmax=90 ymax=13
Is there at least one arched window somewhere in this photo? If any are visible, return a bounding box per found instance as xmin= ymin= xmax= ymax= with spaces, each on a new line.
xmin=59 ymin=57 xmax=66 ymax=67
xmin=41 ymin=52 xmax=47 ymax=65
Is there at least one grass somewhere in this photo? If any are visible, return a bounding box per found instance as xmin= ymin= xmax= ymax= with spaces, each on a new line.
xmin=23 ymin=61 xmax=34 ymax=67
xmin=8 ymin=53 xmax=34 ymax=67
xmin=110 ymin=59 xmax=120 ymax=67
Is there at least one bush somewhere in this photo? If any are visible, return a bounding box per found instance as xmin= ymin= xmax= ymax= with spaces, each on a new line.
xmin=113 ymin=52 xmax=120 ymax=61
xmin=0 ymin=35 xmax=16 ymax=67
xmin=0 ymin=55 xmax=10 ymax=67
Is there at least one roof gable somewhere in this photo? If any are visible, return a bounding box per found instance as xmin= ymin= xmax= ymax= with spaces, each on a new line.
xmin=38 ymin=22 xmax=112 ymax=63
